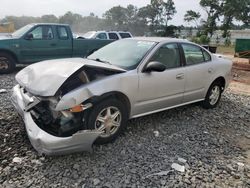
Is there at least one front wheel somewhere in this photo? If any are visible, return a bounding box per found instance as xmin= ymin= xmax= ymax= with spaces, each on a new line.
xmin=202 ymin=82 xmax=222 ymax=109
xmin=0 ymin=52 xmax=16 ymax=74
xmin=87 ymin=98 xmax=128 ymax=144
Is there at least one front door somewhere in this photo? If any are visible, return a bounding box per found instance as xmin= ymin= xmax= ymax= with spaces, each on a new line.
xmin=20 ymin=25 xmax=58 ymax=63
xmin=135 ymin=43 xmax=185 ymax=116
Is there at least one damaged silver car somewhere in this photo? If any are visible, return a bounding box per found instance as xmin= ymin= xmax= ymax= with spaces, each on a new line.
xmin=11 ymin=37 xmax=232 ymax=155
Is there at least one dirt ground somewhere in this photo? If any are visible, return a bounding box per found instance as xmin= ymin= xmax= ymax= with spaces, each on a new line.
xmin=229 ymin=58 xmax=250 ymax=96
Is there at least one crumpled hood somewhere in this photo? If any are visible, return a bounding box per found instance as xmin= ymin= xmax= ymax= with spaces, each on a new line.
xmin=16 ymin=58 xmax=126 ymax=96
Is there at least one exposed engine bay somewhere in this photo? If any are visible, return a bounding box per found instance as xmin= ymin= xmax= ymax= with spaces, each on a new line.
xmin=25 ymin=66 xmax=122 ymax=138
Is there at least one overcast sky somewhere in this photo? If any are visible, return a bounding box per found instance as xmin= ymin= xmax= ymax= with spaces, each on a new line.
xmin=0 ymin=0 xmax=204 ymax=25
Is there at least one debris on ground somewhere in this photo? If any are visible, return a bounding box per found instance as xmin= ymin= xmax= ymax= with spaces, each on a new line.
xmin=153 ymin=130 xmax=160 ymax=137
xmin=0 ymin=89 xmax=7 ymax=94
xmin=171 ymin=163 xmax=185 ymax=173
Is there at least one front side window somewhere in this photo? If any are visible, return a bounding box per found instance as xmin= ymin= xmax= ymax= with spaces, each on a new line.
xmin=57 ymin=26 xmax=68 ymax=39
xmin=29 ymin=26 xmax=42 ymax=39
xmin=96 ymin=33 xmax=107 ymax=40
xmin=28 ymin=26 xmax=54 ymax=40
xmin=182 ymin=44 xmax=205 ymax=65
xmin=150 ymin=43 xmax=181 ymax=69
xmin=108 ymin=33 xmax=119 ymax=40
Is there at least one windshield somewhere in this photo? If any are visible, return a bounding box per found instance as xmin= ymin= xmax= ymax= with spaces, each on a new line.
xmin=12 ymin=24 xmax=34 ymax=38
xmin=88 ymin=39 xmax=156 ymax=70
xmin=83 ymin=31 xmax=96 ymax=38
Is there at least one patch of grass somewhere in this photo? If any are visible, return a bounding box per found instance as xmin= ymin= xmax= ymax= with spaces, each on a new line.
xmin=217 ymin=45 xmax=235 ymax=55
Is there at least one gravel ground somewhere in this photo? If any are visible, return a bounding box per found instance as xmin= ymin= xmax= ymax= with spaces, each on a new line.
xmin=0 ymin=70 xmax=250 ymax=188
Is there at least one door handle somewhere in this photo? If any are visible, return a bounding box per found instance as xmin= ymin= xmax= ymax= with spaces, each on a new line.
xmin=176 ymin=73 xmax=184 ymax=80
xmin=50 ymin=43 xmax=56 ymax=46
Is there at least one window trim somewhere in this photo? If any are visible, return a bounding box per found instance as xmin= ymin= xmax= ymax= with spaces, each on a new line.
xmin=57 ymin=26 xmax=69 ymax=40
xmin=141 ymin=42 xmax=183 ymax=72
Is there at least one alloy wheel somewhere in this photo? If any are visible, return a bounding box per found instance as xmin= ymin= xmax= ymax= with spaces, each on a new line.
xmin=209 ymin=85 xmax=220 ymax=105
xmin=95 ymin=106 xmax=122 ymax=138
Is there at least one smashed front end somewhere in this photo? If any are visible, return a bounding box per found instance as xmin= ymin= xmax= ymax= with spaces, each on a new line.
xmin=11 ymin=58 xmax=125 ymax=155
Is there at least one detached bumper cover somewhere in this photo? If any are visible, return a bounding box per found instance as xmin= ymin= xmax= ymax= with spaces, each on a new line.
xmin=11 ymin=85 xmax=101 ymax=155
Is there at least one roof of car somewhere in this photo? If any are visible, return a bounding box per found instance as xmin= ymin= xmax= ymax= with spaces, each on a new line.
xmin=132 ymin=37 xmax=189 ymax=43
xmin=32 ymin=23 xmax=69 ymax=26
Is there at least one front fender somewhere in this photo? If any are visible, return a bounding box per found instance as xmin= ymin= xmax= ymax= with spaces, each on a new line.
xmin=55 ymin=71 xmax=138 ymax=111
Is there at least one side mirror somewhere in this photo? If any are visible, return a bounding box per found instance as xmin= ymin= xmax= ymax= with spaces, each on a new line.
xmin=25 ymin=33 xmax=33 ymax=40
xmin=144 ymin=61 xmax=166 ymax=73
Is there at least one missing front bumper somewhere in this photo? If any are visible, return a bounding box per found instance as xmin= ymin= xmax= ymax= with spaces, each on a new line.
xmin=11 ymin=85 xmax=101 ymax=155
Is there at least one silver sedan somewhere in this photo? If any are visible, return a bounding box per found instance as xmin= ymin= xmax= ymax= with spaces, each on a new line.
xmin=11 ymin=37 xmax=232 ymax=155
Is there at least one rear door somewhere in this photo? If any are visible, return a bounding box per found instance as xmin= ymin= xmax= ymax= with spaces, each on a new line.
xmin=20 ymin=25 xmax=59 ymax=63
xmin=180 ymin=43 xmax=212 ymax=102
xmin=135 ymin=43 xmax=185 ymax=115
xmin=55 ymin=26 xmax=72 ymax=58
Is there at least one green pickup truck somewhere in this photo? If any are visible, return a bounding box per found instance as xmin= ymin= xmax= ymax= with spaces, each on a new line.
xmin=0 ymin=23 xmax=112 ymax=73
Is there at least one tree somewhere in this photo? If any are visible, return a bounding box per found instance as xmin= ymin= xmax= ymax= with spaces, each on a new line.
xmin=41 ymin=15 xmax=58 ymax=23
xmin=103 ymin=6 xmax=128 ymax=30
xmin=234 ymin=0 xmax=250 ymax=27
xmin=200 ymin=0 xmax=223 ymax=37
xmin=138 ymin=0 xmax=176 ymax=35
xmin=184 ymin=10 xmax=201 ymax=28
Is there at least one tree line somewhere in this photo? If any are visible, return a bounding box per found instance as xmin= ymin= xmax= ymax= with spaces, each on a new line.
xmin=0 ymin=0 xmax=249 ymax=39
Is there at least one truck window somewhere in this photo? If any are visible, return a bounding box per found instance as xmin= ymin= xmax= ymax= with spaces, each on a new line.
xmin=29 ymin=26 xmax=54 ymax=40
xmin=119 ymin=32 xmax=131 ymax=39
xmin=57 ymin=26 xmax=69 ymax=40
xmin=108 ymin=33 xmax=119 ymax=40
xmin=96 ymin=33 xmax=107 ymax=40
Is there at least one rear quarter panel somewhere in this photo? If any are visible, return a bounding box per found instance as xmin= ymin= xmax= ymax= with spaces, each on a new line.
xmin=204 ymin=55 xmax=233 ymax=96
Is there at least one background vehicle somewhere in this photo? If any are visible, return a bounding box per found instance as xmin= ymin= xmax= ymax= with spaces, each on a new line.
xmin=0 ymin=23 xmax=113 ymax=73
xmin=82 ymin=31 xmax=133 ymax=40
xmin=12 ymin=37 xmax=233 ymax=155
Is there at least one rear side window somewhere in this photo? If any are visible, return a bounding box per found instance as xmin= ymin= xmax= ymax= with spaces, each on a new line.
xmin=203 ymin=50 xmax=211 ymax=61
xmin=57 ymin=26 xmax=69 ymax=40
xmin=108 ymin=33 xmax=119 ymax=40
xmin=182 ymin=44 xmax=205 ymax=65
xmin=119 ymin=32 xmax=131 ymax=38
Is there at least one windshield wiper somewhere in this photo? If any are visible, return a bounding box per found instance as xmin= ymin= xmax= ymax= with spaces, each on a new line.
xmin=88 ymin=58 xmax=112 ymax=65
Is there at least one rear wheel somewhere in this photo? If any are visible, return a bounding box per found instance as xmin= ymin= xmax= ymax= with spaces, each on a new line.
xmin=87 ymin=98 xmax=128 ymax=144
xmin=0 ymin=52 xmax=16 ymax=74
xmin=202 ymin=82 xmax=222 ymax=109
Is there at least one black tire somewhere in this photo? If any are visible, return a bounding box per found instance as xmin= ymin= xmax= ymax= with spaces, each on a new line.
xmin=0 ymin=52 xmax=16 ymax=74
xmin=87 ymin=98 xmax=128 ymax=144
xmin=202 ymin=81 xmax=222 ymax=109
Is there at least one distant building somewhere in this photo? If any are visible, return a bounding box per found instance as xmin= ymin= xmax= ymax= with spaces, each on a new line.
xmin=210 ymin=30 xmax=250 ymax=45
xmin=177 ymin=29 xmax=250 ymax=45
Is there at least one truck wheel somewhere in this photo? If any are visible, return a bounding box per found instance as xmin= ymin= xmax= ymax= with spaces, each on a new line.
xmin=0 ymin=52 xmax=16 ymax=74
xmin=87 ymin=98 xmax=128 ymax=144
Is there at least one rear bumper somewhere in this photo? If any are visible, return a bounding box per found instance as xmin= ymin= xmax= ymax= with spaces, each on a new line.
xmin=11 ymin=85 xmax=101 ymax=155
